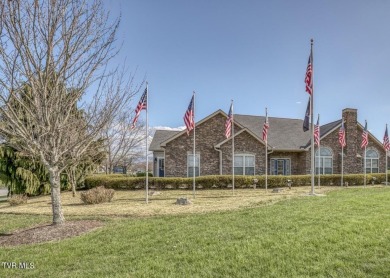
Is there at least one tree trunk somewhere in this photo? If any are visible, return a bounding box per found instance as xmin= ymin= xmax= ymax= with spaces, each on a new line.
xmin=48 ymin=167 xmax=65 ymax=225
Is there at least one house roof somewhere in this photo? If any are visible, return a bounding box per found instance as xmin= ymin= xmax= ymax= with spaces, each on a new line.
xmin=302 ymin=119 xmax=342 ymax=149
xmin=149 ymin=110 xmax=383 ymax=152
xmin=234 ymin=114 xmax=310 ymax=150
xmin=149 ymin=130 xmax=180 ymax=151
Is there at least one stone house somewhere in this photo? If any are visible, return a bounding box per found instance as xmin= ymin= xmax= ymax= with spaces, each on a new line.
xmin=149 ymin=108 xmax=386 ymax=178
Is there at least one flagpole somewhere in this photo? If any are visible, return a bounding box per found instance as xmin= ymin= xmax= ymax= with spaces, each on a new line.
xmin=383 ymin=124 xmax=389 ymax=185
xmin=310 ymin=39 xmax=315 ymax=195
xmin=318 ymin=114 xmax=321 ymax=189
xmin=193 ymin=91 xmax=196 ymax=198
xmin=145 ymin=82 xmax=149 ymax=204
xmin=364 ymin=145 xmax=366 ymax=187
xmin=265 ymin=108 xmax=268 ymax=192
xmin=341 ymin=144 xmax=344 ymax=187
xmin=385 ymin=150 xmax=388 ymax=185
xmin=232 ymin=100 xmax=235 ymax=194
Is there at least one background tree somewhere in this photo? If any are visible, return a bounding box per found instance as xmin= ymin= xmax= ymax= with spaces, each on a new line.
xmin=0 ymin=0 xmax=132 ymax=224
xmin=103 ymin=112 xmax=146 ymax=174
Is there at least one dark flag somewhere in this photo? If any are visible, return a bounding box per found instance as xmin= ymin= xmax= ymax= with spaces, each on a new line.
xmin=383 ymin=125 xmax=390 ymax=151
xmin=339 ymin=120 xmax=346 ymax=147
xmin=303 ymin=98 xmax=310 ymax=132
xmin=314 ymin=115 xmax=320 ymax=146
xmin=131 ymin=87 xmax=147 ymax=129
xmin=361 ymin=121 xmax=368 ymax=149
xmin=225 ymin=103 xmax=233 ymax=138
xmin=184 ymin=95 xmax=195 ymax=135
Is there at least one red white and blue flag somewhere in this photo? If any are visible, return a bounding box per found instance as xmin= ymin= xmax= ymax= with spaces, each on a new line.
xmin=305 ymin=50 xmax=313 ymax=95
xmin=225 ymin=103 xmax=233 ymax=138
xmin=184 ymin=95 xmax=195 ymax=135
xmin=339 ymin=120 xmax=346 ymax=147
xmin=262 ymin=110 xmax=269 ymax=142
xmin=314 ymin=115 xmax=320 ymax=146
xmin=361 ymin=121 xmax=368 ymax=149
xmin=131 ymin=87 xmax=147 ymax=129
xmin=383 ymin=125 xmax=390 ymax=151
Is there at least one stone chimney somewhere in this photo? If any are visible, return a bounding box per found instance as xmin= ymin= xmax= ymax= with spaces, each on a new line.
xmin=342 ymin=108 xmax=360 ymax=174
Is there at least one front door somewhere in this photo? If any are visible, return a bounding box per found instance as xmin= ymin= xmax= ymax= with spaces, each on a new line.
xmin=158 ymin=158 xmax=165 ymax=177
xmin=270 ymin=158 xmax=291 ymax=175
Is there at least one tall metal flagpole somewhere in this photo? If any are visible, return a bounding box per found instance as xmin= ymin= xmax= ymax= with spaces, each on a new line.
xmin=265 ymin=108 xmax=268 ymax=192
xmin=318 ymin=114 xmax=320 ymax=189
xmin=232 ymin=100 xmax=235 ymax=194
xmin=341 ymin=118 xmax=344 ymax=187
xmin=341 ymin=144 xmax=344 ymax=187
xmin=145 ymin=82 xmax=149 ymax=204
xmin=386 ymin=149 xmax=388 ymax=186
xmin=310 ymin=39 xmax=315 ymax=195
xmin=193 ymin=91 xmax=196 ymax=198
xmin=383 ymin=124 xmax=389 ymax=185
xmin=364 ymin=145 xmax=367 ymax=187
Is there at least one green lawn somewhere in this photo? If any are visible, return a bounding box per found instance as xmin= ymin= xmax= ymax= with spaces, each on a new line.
xmin=1 ymin=187 xmax=390 ymax=277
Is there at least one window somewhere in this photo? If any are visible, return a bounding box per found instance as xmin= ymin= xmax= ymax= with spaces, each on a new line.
xmin=270 ymin=158 xmax=291 ymax=175
xmin=365 ymin=149 xmax=379 ymax=173
xmin=187 ymin=154 xmax=200 ymax=177
xmin=234 ymin=154 xmax=255 ymax=175
xmin=315 ymin=147 xmax=333 ymax=174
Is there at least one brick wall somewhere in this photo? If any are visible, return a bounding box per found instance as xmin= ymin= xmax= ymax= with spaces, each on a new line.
xmin=219 ymin=130 xmax=266 ymax=175
xmin=164 ymin=112 xmax=242 ymax=177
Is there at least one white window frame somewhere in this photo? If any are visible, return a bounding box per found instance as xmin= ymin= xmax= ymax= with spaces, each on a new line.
xmin=365 ymin=148 xmax=379 ymax=173
xmin=187 ymin=153 xmax=200 ymax=177
xmin=315 ymin=147 xmax=333 ymax=174
xmin=234 ymin=154 xmax=255 ymax=175
xmin=270 ymin=158 xmax=291 ymax=175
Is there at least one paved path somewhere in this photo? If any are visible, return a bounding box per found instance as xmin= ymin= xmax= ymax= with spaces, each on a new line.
xmin=0 ymin=187 xmax=8 ymax=196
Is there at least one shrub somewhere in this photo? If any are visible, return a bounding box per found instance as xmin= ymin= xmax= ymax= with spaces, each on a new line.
xmin=80 ymin=186 xmax=115 ymax=204
xmin=84 ymin=173 xmax=386 ymax=191
xmin=8 ymin=194 xmax=28 ymax=206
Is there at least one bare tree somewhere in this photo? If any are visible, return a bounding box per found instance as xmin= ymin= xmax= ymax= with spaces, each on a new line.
xmin=103 ymin=112 xmax=146 ymax=174
xmin=0 ymin=0 xmax=131 ymax=224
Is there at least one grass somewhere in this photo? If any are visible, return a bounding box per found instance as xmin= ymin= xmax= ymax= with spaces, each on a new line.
xmin=1 ymin=186 xmax=390 ymax=277
xmin=0 ymin=186 xmax=338 ymax=217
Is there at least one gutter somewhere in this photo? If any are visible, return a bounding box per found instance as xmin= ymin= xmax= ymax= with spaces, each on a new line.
xmin=214 ymin=145 xmax=223 ymax=175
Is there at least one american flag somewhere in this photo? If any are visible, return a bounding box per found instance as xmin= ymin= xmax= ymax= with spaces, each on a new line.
xmin=262 ymin=109 xmax=269 ymax=142
xmin=225 ymin=102 xmax=233 ymax=138
xmin=131 ymin=87 xmax=147 ymax=129
xmin=338 ymin=120 xmax=346 ymax=147
xmin=361 ymin=121 xmax=368 ymax=149
xmin=305 ymin=51 xmax=313 ymax=95
xmin=314 ymin=115 xmax=320 ymax=146
xmin=383 ymin=125 xmax=390 ymax=151
xmin=184 ymin=94 xmax=195 ymax=135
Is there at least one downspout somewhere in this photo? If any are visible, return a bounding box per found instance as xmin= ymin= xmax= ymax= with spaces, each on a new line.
xmin=267 ymin=147 xmax=274 ymax=175
xmin=214 ymin=145 xmax=223 ymax=175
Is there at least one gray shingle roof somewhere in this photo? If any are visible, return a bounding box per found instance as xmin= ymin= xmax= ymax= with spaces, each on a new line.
xmin=149 ymin=112 xmax=355 ymax=152
xmin=234 ymin=114 xmax=311 ymax=150
xmin=149 ymin=130 xmax=180 ymax=151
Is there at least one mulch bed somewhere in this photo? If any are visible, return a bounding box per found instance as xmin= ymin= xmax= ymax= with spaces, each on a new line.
xmin=0 ymin=220 xmax=104 ymax=247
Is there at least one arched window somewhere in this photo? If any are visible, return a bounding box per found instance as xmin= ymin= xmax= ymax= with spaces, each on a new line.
xmin=365 ymin=149 xmax=379 ymax=173
xmin=315 ymin=147 xmax=333 ymax=174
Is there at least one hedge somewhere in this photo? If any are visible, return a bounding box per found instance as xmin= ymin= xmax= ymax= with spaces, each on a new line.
xmin=84 ymin=173 xmax=388 ymax=190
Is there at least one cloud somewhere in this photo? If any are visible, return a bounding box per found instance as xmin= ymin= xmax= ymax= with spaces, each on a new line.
xmin=152 ymin=126 xmax=185 ymax=131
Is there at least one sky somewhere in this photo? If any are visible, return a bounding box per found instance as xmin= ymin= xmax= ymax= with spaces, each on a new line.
xmin=103 ymin=0 xmax=390 ymax=140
